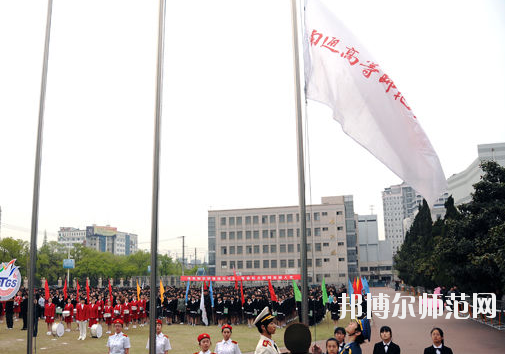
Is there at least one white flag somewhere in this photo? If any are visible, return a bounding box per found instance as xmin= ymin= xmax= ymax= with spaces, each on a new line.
xmin=200 ymin=284 xmax=208 ymax=326
xmin=304 ymin=0 xmax=447 ymax=205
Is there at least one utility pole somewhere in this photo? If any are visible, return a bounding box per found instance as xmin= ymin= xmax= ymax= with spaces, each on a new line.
xmin=178 ymin=236 xmax=185 ymax=275
xmin=194 ymin=247 xmax=197 ymax=267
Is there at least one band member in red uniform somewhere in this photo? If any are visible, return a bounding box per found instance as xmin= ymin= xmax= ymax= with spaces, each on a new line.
xmin=44 ymin=297 xmax=56 ymax=335
xmin=96 ymin=296 xmax=104 ymax=324
xmin=114 ymin=298 xmax=123 ymax=322
xmin=130 ymin=297 xmax=138 ymax=329
xmin=88 ymin=298 xmax=98 ymax=328
xmin=139 ymin=295 xmax=147 ymax=327
xmin=63 ymin=298 xmax=74 ymax=332
xmin=122 ymin=297 xmax=131 ymax=330
xmin=76 ymin=297 xmax=89 ymax=340
xmin=104 ymin=299 xmax=114 ymax=334
xmin=14 ymin=292 xmax=22 ymax=320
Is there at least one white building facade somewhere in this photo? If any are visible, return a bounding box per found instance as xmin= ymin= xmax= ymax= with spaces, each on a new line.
xmin=208 ymin=196 xmax=359 ymax=285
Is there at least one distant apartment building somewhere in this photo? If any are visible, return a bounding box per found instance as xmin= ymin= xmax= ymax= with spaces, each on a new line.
xmin=58 ymin=224 xmax=138 ymax=255
xmin=382 ymin=183 xmax=448 ymax=255
xmin=358 ymin=215 xmax=393 ymax=284
xmin=447 ymin=142 xmax=505 ymax=205
xmin=208 ymin=195 xmax=359 ymax=285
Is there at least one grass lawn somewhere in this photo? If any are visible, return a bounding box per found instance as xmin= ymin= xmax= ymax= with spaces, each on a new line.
xmin=0 ymin=314 xmax=351 ymax=354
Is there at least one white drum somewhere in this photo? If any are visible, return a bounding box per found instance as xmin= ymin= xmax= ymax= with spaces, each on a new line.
xmin=90 ymin=324 xmax=103 ymax=338
xmin=123 ymin=310 xmax=129 ymax=314
xmin=51 ymin=323 xmax=64 ymax=337
xmin=62 ymin=310 xmax=70 ymax=317
xmin=103 ymin=313 xmax=111 ymax=318
xmin=131 ymin=306 xmax=137 ymax=310
xmin=73 ymin=309 xmax=77 ymax=314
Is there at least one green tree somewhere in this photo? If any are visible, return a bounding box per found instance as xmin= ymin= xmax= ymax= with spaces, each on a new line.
xmin=0 ymin=237 xmax=29 ymax=277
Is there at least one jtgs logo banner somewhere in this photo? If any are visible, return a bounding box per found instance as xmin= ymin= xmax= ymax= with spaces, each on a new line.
xmin=0 ymin=259 xmax=21 ymax=301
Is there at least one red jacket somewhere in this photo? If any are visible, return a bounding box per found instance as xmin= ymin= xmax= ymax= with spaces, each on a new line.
xmin=44 ymin=303 xmax=56 ymax=318
xmin=88 ymin=304 xmax=98 ymax=319
xmin=76 ymin=303 xmax=89 ymax=321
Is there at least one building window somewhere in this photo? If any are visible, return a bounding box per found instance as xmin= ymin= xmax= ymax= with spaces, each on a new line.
xmin=288 ymin=244 xmax=294 ymax=253
xmin=338 ymin=242 xmax=344 ymax=246
xmin=254 ymin=245 xmax=260 ymax=254
xmin=316 ymin=259 xmax=322 ymax=267
xmin=262 ymin=215 xmax=268 ymax=224
xmin=297 ymin=244 xmax=300 ymax=252
xmin=271 ymin=260 xmax=277 ymax=268
xmin=306 ymin=228 xmax=312 ymax=237
xmin=287 ymin=229 xmax=294 ymax=237
xmin=307 ymin=259 xmax=313 ymax=267
xmin=287 ymin=214 xmax=293 ymax=222
xmin=221 ymin=232 xmax=226 ymax=240
xmin=237 ymin=261 xmax=243 ymax=269
xmin=229 ymin=246 xmax=235 ymax=254
xmin=336 ymin=211 xmax=342 ymax=215
xmin=339 ymin=257 xmax=345 ymax=261
xmin=246 ymin=246 xmax=252 ymax=254
xmin=246 ymin=231 xmax=251 ymax=239
xmin=220 ymin=217 xmax=226 ymax=226
xmin=288 ymin=259 xmax=295 ymax=268
xmin=279 ymin=229 xmax=286 ymax=238
xmin=322 ymin=212 xmax=327 ymax=216
xmin=246 ymin=261 xmax=252 ymax=268
xmin=236 ymin=216 xmax=242 ymax=225
xmin=360 ymin=267 xmax=368 ymax=271
xmin=221 ymin=247 xmax=227 ymax=255
xmin=221 ymin=261 xmax=227 ymax=269
xmin=337 ymin=226 xmax=343 ymax=230
xmin=229 ymin=231 xmax=235 ymax=240
xmin=237 ymin=246 xmax=243 ymax=254
xmin=270 ymin=245 xmax=277 ymax=253
xmin=280 ymin=260 xmax=287 ymax=268
xmin=306 ymin=213 xmax=311 ymax=221
xmin=237 ymin=231 xmax=243 ymax=240
xmin=323 ymin=242 xmax=329 ymax=247
xmin=307 ymin=243 xmax=312 ymax=252
xmin=315 ymin=243 xmax=321 ymax=252
xmin=316 ymin=274 xmax=322 ymax=282
xmin=280 ymin=244 xmax=286 ymax=253
xmin=230 ymin=261 xmax=236 ymax=269
xmin=262 ymin=230 xmax=268 ymax=239
xmin=270 ymin=215 xmax=276 ymax=223
xmin=339 ymin=273 xmax=346 ymax=277
xmin=263 ymin=260 xmax=269 ymax=268
xmin=229 ymin=217 xmax=235 ymax=225
xmin=323 ymin=227 xmax=328 ymax=231
xmin=253 ymin=231 xmax=259 ymax=239
xmin=246 ymin=216 xmax=251 ymax=225
xmin=314 ymin=212 xmax=320 ymax=221
xmin=315 ymin=228 xmax=321 ymax=236
xmin=324 ymin=258 xmax=330 ymax=262
xmin=263 ymin=245 xmax=269 ymax=253
xmin=297 ymin=228 xmax=300 ymax=237
xmin=254 ymin=260 xmax=260 ymax=268
xmin=279 ymin=214 xmax=285 ymax=223
xmin=270 ymin=230 xmax=276 ymax=238
xmin=253 ymin=216 xmax=259 ymax=224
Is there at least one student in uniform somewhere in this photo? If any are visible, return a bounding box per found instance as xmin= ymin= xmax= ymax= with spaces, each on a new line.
xmin=339 ymin=317 xmax=371 ymax=354
xmin=63 ymin=298 xmax=74 ymax=332
xmin=146 ymin=319 xmax=171 ymax=354
xmin=423 ymin=327 xmax=453 ymax=354
xmin=215 ymin=324 xmax=241 ymax=354
xmin=195 ymin=333 xmax=215 ymax=354
xmin=253 ymin=307 xmax=280 ymax=354
xmin=333 ymin=327 xmax=346 ymax=353
xmin=372 ymin=326 xmax=400 ymax=354
xmin=107 ymin=319 xmax=130 ymax=354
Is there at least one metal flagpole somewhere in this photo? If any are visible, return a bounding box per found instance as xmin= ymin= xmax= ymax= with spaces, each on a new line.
xmin=149 ymin=0 xmax=166 ymax=353
xmin=27 ymin=0 xmax=53 ymax=352
xmin=290 ymin=0 xmax=309 ymax=325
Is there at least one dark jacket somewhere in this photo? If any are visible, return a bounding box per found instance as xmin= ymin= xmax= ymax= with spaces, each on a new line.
xmin=373 ymin=341 xmax=401 ymax=354
xmin=423 ymin=345 xmax=453 ymax=354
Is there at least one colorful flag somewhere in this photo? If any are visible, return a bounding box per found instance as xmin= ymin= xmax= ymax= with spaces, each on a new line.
xmin=203 ymin=281 xmax=208 ymax=290
xmin=362 ymin=277 xmax=370 ymax=294
xmin=240 ymin=279 xmax=245 ymax=306
xmin=304 ymin=0 xmax=447 ymax=206
xmin=137 ymin=280 xmax=141 ymax=301
xmin=268 ymin=279 xmax=277 ymax=302
xmin=292 ymin=280 xmax=302 ymax=302
xmin=348 ymin=279 xmax=354 ymax=296
xmin=160 ymin=279 xmax=165 ymax=304
xmin=108 ymin=279 xmax=113 ymax=305
xmin=63 ymin=278 xmax=67 ymax=300
xmin=321 ymin=276 xmax=328 ymax=306
xmin=200 ymin=284 xmax=208 ymax=325
xmin=44 ymin=278 xmax=49 ymax=300
xmin=76 ymin=279 xmax=80 ymax=300
xmin=185 ymin=280 xmax=190 ymax=304
xmin=86 ymin=278 xmax=90 ymax=304
xmin=209 ymin=281 xmax=214 ymax=307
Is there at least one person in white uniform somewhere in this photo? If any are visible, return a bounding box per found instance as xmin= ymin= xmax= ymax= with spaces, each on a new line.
xmin=253 ymin=307 xmax=280 ymax=354
xmin=146 ymin=319 xmax=172 ymax=354
xmin=194 ymin=333 xmax=216 ymax=354
xmin=215 ymin=324 xmax=241 ymax=354
xmin=107 ymin=319 xmax=131 ymax=354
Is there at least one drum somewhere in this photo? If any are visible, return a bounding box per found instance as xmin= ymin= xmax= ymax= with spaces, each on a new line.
xmin=90 ymin=324 xmax=103 ymax=338
xmin=131 ymin=306 xmax=137 ymax=310
xmin=62 ymin=310 xmax=70 ymax=317
xmin=56 ymin=306 xmax=63 ymax=315
xmin=123 ymin=310 xmax=129 ymax=314
xmin=51 ymin=323 xmax=64 ymax=337
xmin=73 ymin=309 xmax=77 ymax=314
xmin=114 ymin=310 xmax=120 ymax=315
xmin=103 ymin=313 xmax=111 ymax=318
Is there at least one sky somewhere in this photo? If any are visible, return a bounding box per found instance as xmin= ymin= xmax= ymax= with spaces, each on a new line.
xmin=0 ymin=0 xmax=504 ymax=261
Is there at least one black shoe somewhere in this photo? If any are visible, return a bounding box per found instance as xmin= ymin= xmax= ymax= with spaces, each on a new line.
xmin=21 ymin=328 xmax=27 ymax=330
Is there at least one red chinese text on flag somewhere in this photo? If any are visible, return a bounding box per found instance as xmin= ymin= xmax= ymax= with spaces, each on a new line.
xmin=304 ymin=0 xmax=447 ymax=206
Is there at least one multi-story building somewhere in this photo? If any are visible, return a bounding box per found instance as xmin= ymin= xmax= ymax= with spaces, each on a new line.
xmin=58 ymin=224 xmax=138 ymax=255
xmin=358 ymin=215 xmax=393 ymax=284
xmin=208 ymin=195 xmax=359 ymax=285
xmin=447 ymin=142 xmax=505 ymax=205
xmin=382 ymin=183 xmax=448 ymax=255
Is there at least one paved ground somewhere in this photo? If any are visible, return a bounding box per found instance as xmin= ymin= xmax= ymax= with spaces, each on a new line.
xmin=356 ymin=287 xmax=505 ymax=353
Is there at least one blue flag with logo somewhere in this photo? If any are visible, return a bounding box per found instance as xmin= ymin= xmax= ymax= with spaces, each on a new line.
xmin=209 ymin=280 xmax=214 ymax=307
xmin=185 ymin=280 xmax=190 ymax=304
